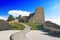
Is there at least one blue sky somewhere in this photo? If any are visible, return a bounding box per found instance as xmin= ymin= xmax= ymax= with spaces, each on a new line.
xmin=0 ymin=0 xmax=60 ymax=25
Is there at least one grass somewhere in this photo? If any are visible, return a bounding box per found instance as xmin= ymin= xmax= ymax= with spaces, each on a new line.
xmin=23 ymin=22 xmax=44 ymax=30
xmin=7 ymin=21 xmax=44 ymax=30
xmin=8 ymin=22 xmax=25 ymax=30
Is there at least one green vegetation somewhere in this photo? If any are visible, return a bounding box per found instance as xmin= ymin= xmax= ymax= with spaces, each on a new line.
xmin=7 ymin=15 xmax=15 ymax=21
xmin=8 ymin=22 xmax=25 ymax=30
xmin=7 ymin=21 xmax=44 ymax=30
xmin=23 ymin=22 xmax=44 ymax=30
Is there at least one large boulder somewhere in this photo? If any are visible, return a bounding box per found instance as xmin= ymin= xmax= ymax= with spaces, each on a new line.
xmin=43 ymin=21 xmax=60 ymax=33
xmin=0 ymin=19 xmax=12 ymax=30
xmin=29 ymin=7 xmax=45 ymax=24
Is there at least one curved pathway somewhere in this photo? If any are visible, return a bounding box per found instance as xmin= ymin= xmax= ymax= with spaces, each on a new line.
xmin=10 ymin=23 xmax=31 ymax=40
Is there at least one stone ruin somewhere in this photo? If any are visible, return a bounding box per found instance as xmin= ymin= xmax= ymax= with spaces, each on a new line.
xmin=29 ymin=7 xmax=45 ymax=24
xmin=19 ymin=16 xmax=29 ymax=22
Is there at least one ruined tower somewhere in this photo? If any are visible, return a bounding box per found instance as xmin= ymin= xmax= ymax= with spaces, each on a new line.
xmin=29 ymin=7 xmax=45 ymax=24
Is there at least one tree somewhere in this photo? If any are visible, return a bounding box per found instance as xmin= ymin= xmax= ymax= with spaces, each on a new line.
xmin=29 ymin=13 xmax=35 ymax=19
xmin=18 ymin=15 xmax=21 ymax=22
xmin=16 ymin=15 xmax=21 ymax=19
xmin=7 ymin=15 xmax=15 ymax=21
xmin=18 ymin=15 xmax=21 ymax=18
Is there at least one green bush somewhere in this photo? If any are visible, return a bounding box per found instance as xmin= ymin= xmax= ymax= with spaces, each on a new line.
xmin=7 ymin=15 xmax=15 ymax=21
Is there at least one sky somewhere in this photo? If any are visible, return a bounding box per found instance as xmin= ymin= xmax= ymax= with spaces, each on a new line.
xmin=0 ymin=0 xmax=60 ymax=25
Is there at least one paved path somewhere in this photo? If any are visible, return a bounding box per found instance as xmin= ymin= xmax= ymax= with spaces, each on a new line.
xmin=0 ymin=30 xmax=21 ymax=40
xmin=10 ymin=23 xmax=31 ymax=40
xmin=0 ymin=23 xmax=60 ymax=40
xmin=26 ymin=30 xmax=60 ymax=40
xmin=0 ymin=30 xmax=60 ymax=40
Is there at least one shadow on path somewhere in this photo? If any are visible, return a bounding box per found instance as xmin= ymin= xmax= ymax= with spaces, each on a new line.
xmin=44 ymin=32 xmax=60 ymax=38
xmin=37 ymin=24 xmax=60 ymax=38
xmin=37 ymin=24 xmax=44 ymax=31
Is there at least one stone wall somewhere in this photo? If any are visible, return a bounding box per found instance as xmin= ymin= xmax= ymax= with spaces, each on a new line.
xmin=29 ymin=7 xmax=45 ymax=24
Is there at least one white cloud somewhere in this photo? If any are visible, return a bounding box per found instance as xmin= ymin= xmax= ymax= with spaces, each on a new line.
xmin=46 ymin=18 xmax=60 ymax=25
xmin=8 ymin=10 xmax=31 ymax=17
xmin=0 ymin=16 xmax=7 ymax=20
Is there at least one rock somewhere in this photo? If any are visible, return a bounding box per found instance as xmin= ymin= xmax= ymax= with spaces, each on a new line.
xmin=0 ymin=19 xmax=12 ymax=30
xmin=43 ymin=21 xmax=60 ymax=33
xmin=29 ymin=7 xmax=45 ymax=24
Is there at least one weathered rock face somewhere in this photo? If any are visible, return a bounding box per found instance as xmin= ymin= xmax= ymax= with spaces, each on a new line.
xmin=43 ymin=21 xmax=60 ymax=33
xmin=29 ymin=7 xmax=45 ymax=24
xmin=0 ymin=19 xmax=12 ymax=30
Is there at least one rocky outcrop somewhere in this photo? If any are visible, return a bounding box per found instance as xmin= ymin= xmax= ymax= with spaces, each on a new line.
xmin=29 ymin=7 xmax=45 ymax=24
xmin=0 ymin=19 xmax=12 ymax=30
xmin=43 ymin=21 xmax=60 ymax=33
